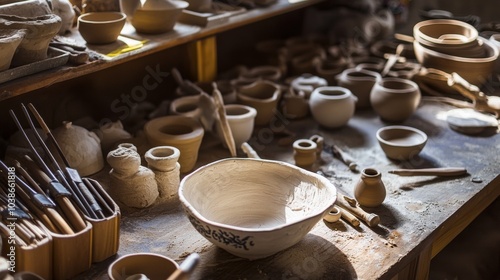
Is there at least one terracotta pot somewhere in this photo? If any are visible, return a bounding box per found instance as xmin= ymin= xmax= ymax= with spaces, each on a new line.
xmin=218 ymin=104 xmax=257 ymax=149
xmin=77 ymin=12 xmax=126 ymax=44
xmin=354 ymin=168 xmax=386 ymax=207
xmin=0 ymin=14 xmax=62 ymax=66
xmin=145 ymin=146 xmax=181 ymax=199
xmin=0 ymin=29 xmax=26 ymax=71
xmin=169 ymin=95 xmax=202 ymax=121
xmin=144 ymin=115 xmax=204 ymax=173
xmin=309 ymin=86 xmax=357 ymax=128
xmin=125 ymin=0 xmax=189 ymax=34
xmin=335 ymin=68 xmax=381 ymax=109
xmin=370 ymin=77 xmax=421 ymax=122
xmin=237 ymin=80 xmax=281 ymax=126
xmin=292 ymin=139 xmax=317 ymax=170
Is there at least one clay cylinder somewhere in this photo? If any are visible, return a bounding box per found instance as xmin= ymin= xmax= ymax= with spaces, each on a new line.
xmin=145 ymin=146 xmax=181 ymax=199
xmin=354 ymin=168 xmax=386 ymax=207
xmin=293 ymin=139 xmax=317 ymax=170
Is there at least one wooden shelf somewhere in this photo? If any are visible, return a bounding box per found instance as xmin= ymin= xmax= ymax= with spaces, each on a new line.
xmin=0 ymin=0 xmax=323 ymax=102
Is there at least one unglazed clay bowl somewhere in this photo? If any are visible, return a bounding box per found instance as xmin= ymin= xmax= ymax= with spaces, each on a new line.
xmin=376 ymin=125 xmax=427 ymax=161
xmin=179 ymin=158 xmax=337 ymax=260
xmin=413 ymin=39 xmax=499 ymax=86
xmin=108 ymin=253 xmax=178 ymax=280
xmin=413 ymin=19 xmax=478 ymax=47
xmin=77 ymin=12 xmax=126 ymax=44
xmin=129 ymin=0 xmax=189 ymax=34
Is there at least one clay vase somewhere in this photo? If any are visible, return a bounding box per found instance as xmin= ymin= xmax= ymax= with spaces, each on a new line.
xmin=290 ymin=73 xmax=328 ymax=98
xmin=293 ymin=139 xmax=317 ymax=170
xmin=354 ymin=168 xmax=386 ymax=207
xmin=0 ymin=29 xmax=26 ymax=71
xmin=144 ymin=146 xmax=181 ymax=200
xmin=237 ymin=80 xmax=281 ymax=126
xmin=50 ymin=121 xmax=104 ymax=176
xmin=219 ymin=104 xmax=257 ymax=149
xmin=107 ymin=146 xmax=159 ymax=208
xmin=309 ymin=86 xmax=358 ymax=129
xmin=370 ymin=77 xmax=421 ymax=122
xmin=0 ymin=14 xmax=62 ymax=66
xmin=335 ymin=68 xmax=381 ymax=109
xmin=144 ymin=115 xmax=204 ymax=173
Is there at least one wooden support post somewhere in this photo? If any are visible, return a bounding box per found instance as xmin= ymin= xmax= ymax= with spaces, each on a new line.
xmin=187 ymin=36 xmax=217 ymax=82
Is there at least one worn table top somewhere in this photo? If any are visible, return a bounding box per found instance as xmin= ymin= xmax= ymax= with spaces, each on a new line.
xmin=80 ymin=100 xmax=499 ymax=280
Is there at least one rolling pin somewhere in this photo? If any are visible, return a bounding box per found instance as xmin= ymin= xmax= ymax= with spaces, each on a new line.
xmin=388 ymin=167 xmax=467 ymax=177
xmin=336 ymin=195 xmax=380 ymax=227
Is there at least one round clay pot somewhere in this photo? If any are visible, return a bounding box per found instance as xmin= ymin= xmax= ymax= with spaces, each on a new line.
xmin=169 ymin=95 xmax=202 ymax=121
xmin=144 ymin=115 xmax=204 ymax=173
xmin=293 ymin=139 xmax=317 ymax=170
xmin=354 ymin=168 xmax=386 ymax=207
xmin=0 ymin=14 xmax=62 ymax=66
xmin=335 ymin=68 xmax=381 ymax=109
xmin=77 ymin=12 xmax=126 ymax=44
xmin=309 ymin=86 xmax=357 ymax=128
xmin=129 ymin=0 xmax=189 ymax=34
xmin=0 ymin=29 xmax=26 ymax=71
xmin=237 ymin=80 xmax=281 ymax=126
xmin=145 ymin=146 xmax=181 ymax=199
xmin=219 ymin=104 xmax=257 ymax=149
xmin=370 ymin=77 xmax=421 ymax=122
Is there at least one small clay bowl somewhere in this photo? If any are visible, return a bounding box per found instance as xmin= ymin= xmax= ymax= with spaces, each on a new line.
xmin=413 ymin=19 xmax=478 ymax=47
xmin=78 ymin=12 xmax=126 ymax=44
xmin=376 ymin=125 xmax=427 ymax=161
xmin=130 ymin=0 xmax=189 ymax=34
xmin=108 ymin=253 xmax=179 ymax=280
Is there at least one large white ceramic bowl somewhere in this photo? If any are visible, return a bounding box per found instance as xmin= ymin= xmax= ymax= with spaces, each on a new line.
xmin=179 ymin=158 xmax=337 ymax=260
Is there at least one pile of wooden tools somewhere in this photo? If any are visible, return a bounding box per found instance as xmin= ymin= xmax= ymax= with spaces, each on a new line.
xmin=0 ymin=103 xmax=119 ymax=279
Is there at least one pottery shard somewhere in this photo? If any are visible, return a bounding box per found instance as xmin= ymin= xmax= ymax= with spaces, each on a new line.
xmin=0 ymin=14 xmax=62 ymax=66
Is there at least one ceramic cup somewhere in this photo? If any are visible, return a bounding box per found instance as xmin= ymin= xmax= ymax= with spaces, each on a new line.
xmin=370 ymin=77 xmax=421 ymax=122
xmin=218 ymin=104 xmax=257 ymax=149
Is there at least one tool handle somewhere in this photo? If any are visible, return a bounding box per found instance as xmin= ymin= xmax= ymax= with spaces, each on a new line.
xmin=388 ymin=167 xmax=467 ymax=176
xmin=338 ymin=207 xmax=360 ymax=227
xmin=241 ymin=142 xmax=260 ymax=159
xmin=336 ymin=196 xmax=380 ymax=227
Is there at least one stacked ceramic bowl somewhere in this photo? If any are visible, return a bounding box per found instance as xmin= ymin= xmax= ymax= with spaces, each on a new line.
xmin=413 ymin=19 xmax=499 ymax=86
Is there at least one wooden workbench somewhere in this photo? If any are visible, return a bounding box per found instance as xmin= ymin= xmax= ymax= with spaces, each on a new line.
xmin=79 ymin=99 xmax=499 ymax=280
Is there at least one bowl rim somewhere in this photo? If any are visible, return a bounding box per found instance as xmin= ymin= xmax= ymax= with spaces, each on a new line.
xmin=413 ymin=38 xmax=499 ymax=63
xmin=107 ymin=252 xmax=179 ymax=279
xmin=78 ymin=11 xmax=126 ymax=24
xmin=375 ymin=77 xmax=419 ymax=93
xmin=413 ymin=19 xmax=478 ymax=46
xmin=376 ymin=125 xmax=428 ymax=147
xmin=178 ymin=158 xmax=337 ymax=233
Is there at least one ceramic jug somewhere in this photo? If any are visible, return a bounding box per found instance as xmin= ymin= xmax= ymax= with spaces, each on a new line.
xmin=144 ymin=115 xmax=204 ymax=173
xmin=354 ymin=168 xmax=386 ymax=207
xmin=309 ymin=86 xmax=358 ymax=128
xmin=336 ymin=68 xmax=381 ymax=109
xmin=145 ymin=146 xmax=181 ymax=200
xmin=107 ymin=145 xmax=159 ymax=208
xmin=237 ymin=80 xmax=281 ymax=126
xmin=370 ymin=77 xmax=421 ymax=122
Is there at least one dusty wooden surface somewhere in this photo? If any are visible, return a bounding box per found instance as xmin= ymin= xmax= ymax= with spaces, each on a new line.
xmin=79 ymin=100 xmax=499 ymax=280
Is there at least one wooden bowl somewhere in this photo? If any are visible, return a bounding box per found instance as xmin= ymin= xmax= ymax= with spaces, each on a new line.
xmin=376 ymin=125 xmax=427 ymax=161
xmin=108 ymin=253 xmax=178 ymax=280
xmin=179 ymin=158 xmax=337 ymax=260
xmin=78 ymin=12 xmax=126 ymax=44
xmin=130 ymin=1 xmax=188 ymax=34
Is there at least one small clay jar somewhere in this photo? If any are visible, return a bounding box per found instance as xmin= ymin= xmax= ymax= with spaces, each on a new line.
xmin=354 ymin=168 xmax=386 ymax=207
xmin=370 ymin=77 xmax=421 ymax=122
xmin=107 ymin=145 xmax=159 ymax=208
xmin=309 ymin=86 xmax=358 ymax=128
xmin=145 ymin=146 xmax=181 ymax=200
xmin=292 ymin=139 xmax=317 ymax=170
xmin=335 ymin=68 xmax=381 ymax=109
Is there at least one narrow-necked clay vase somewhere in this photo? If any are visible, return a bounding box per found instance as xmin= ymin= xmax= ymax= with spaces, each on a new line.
xmin=354 ymin=168 xmax=386 ymax=207
xmin=0 ymin=14 xmax=62 ymax=66
xmin=237 ymin=80 xmax=281 ymax=126
xmin=107 ymin=145 xmax=159 ymax=208
xmin=335 ymin=68 xmax=381 ymax=109
xmin=293 ymin=139 xmax=317 ymax=170
xmin=309 ymin=86 xmax=358 ymax=129
xmin=50 ymin=121 xmax=104 ymax=176
xmin=370 ymin=77 xmax=421 ymax=122
xmin=144 ymin=115 xmax=204 ymax=173
xmin=218 ymin=104 xmax=257 ymax=149
xmin=0 ymin=29 xmax=26 ymax=71
xmin=145 ymin=146 xmax=180 ymax=200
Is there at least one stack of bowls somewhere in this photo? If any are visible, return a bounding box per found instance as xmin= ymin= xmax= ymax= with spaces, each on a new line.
xmin=413 ymin=19 xmax=499 ymax=86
